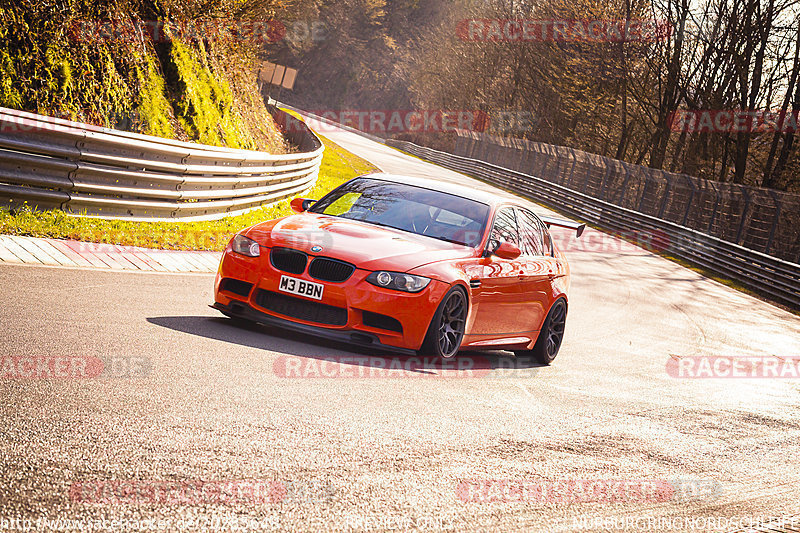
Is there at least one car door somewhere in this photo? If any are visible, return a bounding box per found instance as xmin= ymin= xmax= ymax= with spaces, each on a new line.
xmin=515 ymin=208 xmax=559 ymax=332
xmin=468 ymin=207 xmax=530 ymax=339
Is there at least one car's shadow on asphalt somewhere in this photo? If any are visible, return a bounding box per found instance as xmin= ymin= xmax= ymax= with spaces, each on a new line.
xmin=147 ymin=315 xmax=547 ymax=374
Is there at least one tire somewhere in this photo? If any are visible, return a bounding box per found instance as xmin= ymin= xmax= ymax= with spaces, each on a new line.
xmin=515 ymin=298 xmax=567 ymax=365
xmin=420 ymin=287 xmax=468 ymax=358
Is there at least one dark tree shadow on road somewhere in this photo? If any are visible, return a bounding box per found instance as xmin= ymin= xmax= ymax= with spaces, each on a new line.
xmin=147 ymin=315 xmax=546 ymax=376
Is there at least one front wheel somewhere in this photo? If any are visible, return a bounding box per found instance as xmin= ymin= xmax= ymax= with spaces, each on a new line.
xmin=420 ymin=287 xmax=468 ymax=358
xmin=515 ymin=298 xmax=567 ymax=365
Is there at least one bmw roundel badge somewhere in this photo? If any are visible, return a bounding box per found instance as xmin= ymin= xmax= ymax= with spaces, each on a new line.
xmin=311 ymin=245 xmax=323 ymax=253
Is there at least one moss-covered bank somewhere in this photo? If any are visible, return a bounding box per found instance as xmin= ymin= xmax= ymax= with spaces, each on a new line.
xmin=0 ymin=1 xmax=286 ymax=153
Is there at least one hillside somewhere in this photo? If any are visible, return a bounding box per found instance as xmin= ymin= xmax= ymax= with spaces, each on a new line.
xmin=0 ymin=1 xmax=287 ymax=153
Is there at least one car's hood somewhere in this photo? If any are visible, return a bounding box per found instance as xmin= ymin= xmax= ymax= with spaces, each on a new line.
xmin=244 ymin=213 xmax=477 ymax=272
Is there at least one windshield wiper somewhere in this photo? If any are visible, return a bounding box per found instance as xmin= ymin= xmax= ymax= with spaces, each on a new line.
xmin=335 ymin=214 xmax=401 ymax=231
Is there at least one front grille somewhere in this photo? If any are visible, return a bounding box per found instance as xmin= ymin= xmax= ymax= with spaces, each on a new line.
xmin=255 ymin=290 xmax=348 ymax=326
xmin=219 ymin=278 xmax=254 ymax=297
xmin=362 ymin=311 xmax=403 ymax=333
xmin=270 ymin=247 xmax=307 ymax=274
xmin=309 ymin=257 xmax=356 ymax=283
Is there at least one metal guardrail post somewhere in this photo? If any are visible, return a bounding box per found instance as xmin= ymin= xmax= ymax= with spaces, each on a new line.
xmin=707 ymin=180 xmax=720 ymax=235
xmin=734 ymin=186 xmax=751 ymax=245
xmin=637 ymin=173 xmax=650 ymax=213
xmin=619 ymin=162 xmax=632 ymax=206
xmin=681 ymin=175 xmax=696 ymax=227
xmin=566 ymin=149 xmax=577 ymax=187
xmin=658 ymin=170 xmax=671 ymax=219
xmin=599 ymin=161 xmax=612 ymax=201
xmin=765 ymin=190 xmax=781 ymax=256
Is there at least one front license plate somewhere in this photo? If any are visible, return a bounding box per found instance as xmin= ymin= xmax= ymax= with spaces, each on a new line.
xmin=278 ymin=275 xmax=324 ymax=300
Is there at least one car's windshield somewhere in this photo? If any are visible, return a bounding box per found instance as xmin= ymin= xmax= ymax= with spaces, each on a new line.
xmin=309 ymin=177 xmax=490 ymax=247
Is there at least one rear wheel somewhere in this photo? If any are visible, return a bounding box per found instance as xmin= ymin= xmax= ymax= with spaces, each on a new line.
xmin=420 ymin=287 xmax=467 ymax=358
xmin=515 ymin=298 xmax=567 ymax=365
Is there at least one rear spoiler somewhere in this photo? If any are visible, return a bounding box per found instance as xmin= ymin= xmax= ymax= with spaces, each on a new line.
xmin=541 ymin=216 xmax=586 ymax=237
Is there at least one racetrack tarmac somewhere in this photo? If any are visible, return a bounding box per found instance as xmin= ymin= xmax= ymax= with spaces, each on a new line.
xmin=1 ymin=118 xmax=800 ymax=532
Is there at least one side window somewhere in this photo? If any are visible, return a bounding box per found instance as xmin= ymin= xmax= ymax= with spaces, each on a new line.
xmin=515 ymin=209 xmax=544 ymax=256
xmin=488 ymin=208 xmax=519 ymax=250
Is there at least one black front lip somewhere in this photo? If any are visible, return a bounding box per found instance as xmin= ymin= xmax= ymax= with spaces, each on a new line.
xmin=210 ymin=301 xmax=416 ymax=356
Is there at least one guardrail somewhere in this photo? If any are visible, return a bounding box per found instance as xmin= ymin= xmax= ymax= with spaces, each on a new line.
xmin=386 ymin=139 xmax=800 ymax=310
xmin=0 ymin=105 xmax=323 ymax=221
xmin=454 ymin=130 xmax=800 ymax=264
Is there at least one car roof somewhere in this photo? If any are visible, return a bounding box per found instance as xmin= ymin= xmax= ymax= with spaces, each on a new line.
xmin=358 ymin=172 xmax=529 ymax=208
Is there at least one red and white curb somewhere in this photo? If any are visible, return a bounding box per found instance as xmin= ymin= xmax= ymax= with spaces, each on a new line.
xmin=0 ymin=234 xmax=220 ymax=273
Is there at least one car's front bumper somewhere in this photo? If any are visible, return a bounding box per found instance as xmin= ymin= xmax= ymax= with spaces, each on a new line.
xmin=212 ymin=248 xmax=450 ymax=352
xmin=210 ymin=301 xmax=417 ymax=355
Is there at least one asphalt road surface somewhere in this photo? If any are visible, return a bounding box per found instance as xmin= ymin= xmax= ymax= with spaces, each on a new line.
xmin=2 ymin=118 xmax=800 ymax=532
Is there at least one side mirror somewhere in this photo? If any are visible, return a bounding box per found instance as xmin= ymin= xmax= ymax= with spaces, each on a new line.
xmin=290 ymin=198 xmax=315 ymax=213
xmin=493 ymin=241 xmax=521 ymax=259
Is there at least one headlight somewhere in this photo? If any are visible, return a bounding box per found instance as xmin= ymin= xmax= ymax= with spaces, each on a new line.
xmin=366 ymin=271 xmax=431 ymax=293
xmin=230 ymin=234 xmax=260 ymax=257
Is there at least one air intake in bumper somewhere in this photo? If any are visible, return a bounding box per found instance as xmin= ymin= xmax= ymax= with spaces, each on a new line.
xmin=361 ymin=311 xmax=403 ymax=333
xmin=255 ymin=290 xmax=348 ymax=326
xmin=219 ymin=278 xmax=254 ymax=298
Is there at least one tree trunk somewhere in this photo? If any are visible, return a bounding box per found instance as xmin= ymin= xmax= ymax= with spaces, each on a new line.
xmin=649 ymin=0 xmax=688 ymax=169
xmin=733 ymin=0 xmax=774 ymax=184
xmin=770 ymin=77 xmax=800 ymax=190
xmin=764 ymin=24 xmax=800 ymax=188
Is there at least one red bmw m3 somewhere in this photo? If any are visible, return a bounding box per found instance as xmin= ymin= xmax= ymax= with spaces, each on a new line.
xmin=212 ymin=173 xmax=583 ymax=363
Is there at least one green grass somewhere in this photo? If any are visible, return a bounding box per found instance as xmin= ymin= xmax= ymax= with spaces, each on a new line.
xmin=0 ymin=133 xmax=377 ymax=251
